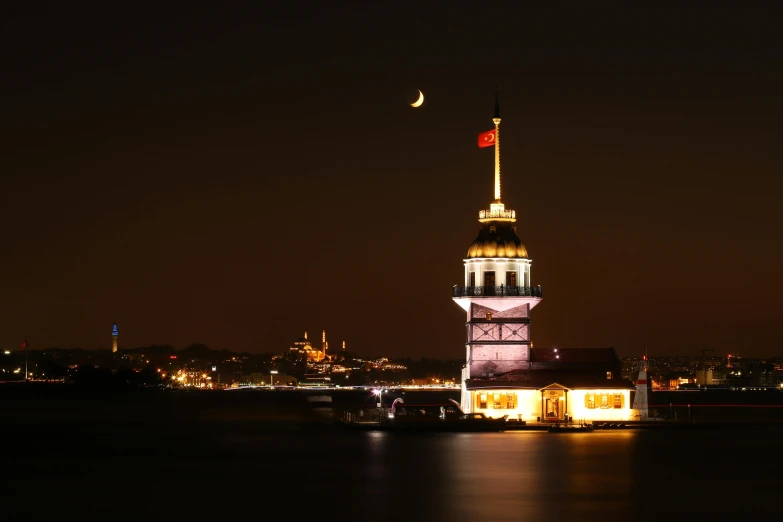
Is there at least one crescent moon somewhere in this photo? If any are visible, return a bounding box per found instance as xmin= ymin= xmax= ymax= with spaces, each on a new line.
xmin=410 ymin=90 xmax=424 ymax=108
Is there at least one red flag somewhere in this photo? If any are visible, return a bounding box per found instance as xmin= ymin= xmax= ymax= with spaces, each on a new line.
xmin=20 ymin=339 xmax=27 ymax=349
xmin=478 ymin=129 xmax=496 ymax=148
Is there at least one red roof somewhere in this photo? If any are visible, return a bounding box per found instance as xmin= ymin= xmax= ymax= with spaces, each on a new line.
xmin=467 ymin=368 xmax=635 ymax=390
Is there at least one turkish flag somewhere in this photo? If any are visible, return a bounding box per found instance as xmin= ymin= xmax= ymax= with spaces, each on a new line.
xmin=478 ymin=129 xmax=496 ymax=148
xmin=20 ymin=339 xmax=27 ymax=349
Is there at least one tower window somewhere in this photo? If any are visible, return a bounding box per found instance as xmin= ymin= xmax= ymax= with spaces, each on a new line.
xmin=484 ymin=271 xmax=495 ymax=287
xmin=506 ymin=271 xmax=517 ymax=287
xmin=469 ymin=272 xmax=476 ymax=287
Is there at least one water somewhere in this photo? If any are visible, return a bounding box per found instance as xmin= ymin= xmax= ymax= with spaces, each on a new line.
xmin=3 ymin=387 xmax=782 ymax=521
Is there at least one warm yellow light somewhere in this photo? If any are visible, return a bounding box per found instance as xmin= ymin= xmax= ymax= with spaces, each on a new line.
xmin=410 ymin=89 xmax=424 ymax=108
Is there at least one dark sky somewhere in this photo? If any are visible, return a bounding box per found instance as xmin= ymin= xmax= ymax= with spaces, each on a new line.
xmin=2 ymin=4 xmax=782 ymax=359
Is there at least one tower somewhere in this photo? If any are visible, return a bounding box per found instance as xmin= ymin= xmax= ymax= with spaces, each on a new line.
xmin=111 ymin=322 xmax=119 ymax=353
xmin=632 ymin=356 xmax=650 ymax=419
xmin=452 ymin=90 xmax=543 ymax=413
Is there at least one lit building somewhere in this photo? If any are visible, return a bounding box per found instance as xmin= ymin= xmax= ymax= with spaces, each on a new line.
xmin=288 ymin=330 xmax=328 ymax=362
xmin=452 ymin=91 xmax=635 ymax=422
xmin=111 ymin=322 xmax=119 ymax=353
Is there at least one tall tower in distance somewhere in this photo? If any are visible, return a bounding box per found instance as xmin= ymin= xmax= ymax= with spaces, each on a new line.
xmin=452 ymin=89 xmax=543 ymax=413
xmin=111 ymin=322 xmax=119 ymax=353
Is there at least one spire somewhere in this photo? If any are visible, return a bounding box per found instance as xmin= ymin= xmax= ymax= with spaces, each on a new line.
xmin=478 ymin=87 xmax=515 ymax=224
xmin=493 ymin=86 xmax=501 ymax=201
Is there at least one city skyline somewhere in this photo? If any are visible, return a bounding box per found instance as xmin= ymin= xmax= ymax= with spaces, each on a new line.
xmin=3 ymin=5 xmax=782 ymax=358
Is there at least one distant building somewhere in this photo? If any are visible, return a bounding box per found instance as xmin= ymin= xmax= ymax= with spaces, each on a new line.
xmin=111 ymin=322 xmax=119 ymax=353
xmin=288 ymin=330 xmax=330 ymax=363
xmin=451 ymin=93 xmax=635 ymax=422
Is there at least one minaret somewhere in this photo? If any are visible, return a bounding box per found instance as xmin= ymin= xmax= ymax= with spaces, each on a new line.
xmin=322 ymin=329 xmax=327 ymax=361
xmin=452 ymin=89 xmax=543 ymax=413
xmin=111 ymin=322 xmax=119 ymax=353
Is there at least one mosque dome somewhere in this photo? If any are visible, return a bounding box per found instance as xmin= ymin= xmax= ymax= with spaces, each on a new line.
xmin=467 ymin=221 xmax=528 ymax=259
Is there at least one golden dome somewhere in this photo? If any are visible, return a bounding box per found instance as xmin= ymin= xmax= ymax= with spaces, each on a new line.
xmin=467 ymin=221 xmax=528 ymax=259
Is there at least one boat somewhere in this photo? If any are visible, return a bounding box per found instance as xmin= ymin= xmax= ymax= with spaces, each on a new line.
xmin=343 ymin=401 xmax=507 ymax=432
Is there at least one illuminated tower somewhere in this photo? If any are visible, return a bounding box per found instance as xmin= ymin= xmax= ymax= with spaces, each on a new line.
xmin=452 ymin=90 xmax=543 ymax=413
xmin=111 ymin=322 xmax=119 ymax=353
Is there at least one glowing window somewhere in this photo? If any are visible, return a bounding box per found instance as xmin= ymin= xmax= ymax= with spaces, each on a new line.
xmin=586 ymin=394 xmax=595 ymax=409
xmin=614 ymin=394 xmax=623 ymax=408
xmin=478 ymin=393 xmax=487 ymax=409
xmin=601 ymin=395 xmax=609 ymax=408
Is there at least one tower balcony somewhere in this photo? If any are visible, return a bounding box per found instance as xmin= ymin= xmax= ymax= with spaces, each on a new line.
xmin=478 ymin=202 xmax=516 ymax=223
xmin=452 ymin=285 xmax=543 ymax=298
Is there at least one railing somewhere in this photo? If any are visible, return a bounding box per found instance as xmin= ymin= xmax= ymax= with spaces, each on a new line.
xmin=452 ymin=285 xmax=543 ymax=298
xmin=479 ymin=208 xmax=516 ymax=220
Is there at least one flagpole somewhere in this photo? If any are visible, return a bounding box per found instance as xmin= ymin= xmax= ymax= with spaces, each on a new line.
xmin=493 ymin=86 xmax=501 ymax=201
xmin=24 ymin=337 xmax=28 ymax=382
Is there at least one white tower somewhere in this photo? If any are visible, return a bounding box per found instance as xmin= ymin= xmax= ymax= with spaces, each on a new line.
xmin=452 ymin=90 xmax=542 ymax=413
xmin=632 ymin=357 xmax=650 ymax=419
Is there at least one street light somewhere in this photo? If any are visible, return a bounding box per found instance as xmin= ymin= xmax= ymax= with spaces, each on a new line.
xmin=270 ymin=370 xmax=278 ymax=388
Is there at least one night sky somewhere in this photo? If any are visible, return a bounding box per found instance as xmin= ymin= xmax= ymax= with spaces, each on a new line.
xmin=3 ymin=4 xmax=782 ymax=359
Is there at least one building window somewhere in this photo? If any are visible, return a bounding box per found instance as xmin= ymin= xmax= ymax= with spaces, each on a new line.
xmin=506 ymin=271 xmax=517 ymax=287
xmin=484 ymin=271 xmax=495 ymax=287
xmin=478 ymin=392 xmax=516 ymax=410
xmin=606 ymin=371 xmax=613 ymax=379
xmin=469 ymin=272 xmax=476 ymax=287
xmin=601 ymin=395 xmax=609 ymax=408
xmin=614 ymin=394 xmax=623 ymax=408
xmin=586 ymin=394 xmax=595 ymax=409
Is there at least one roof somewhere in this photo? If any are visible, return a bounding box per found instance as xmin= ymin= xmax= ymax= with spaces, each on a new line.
xmin=467 ymin=221 xmax=528 ymax=259
xmin=466 ymin=368 xmax=635 ymax=391
xmin=531 ymin=347 xmax=620 ymax=364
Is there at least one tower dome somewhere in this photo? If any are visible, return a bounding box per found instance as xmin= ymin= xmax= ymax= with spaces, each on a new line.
xmin=467 ymin=221 xmax=528 ymax=259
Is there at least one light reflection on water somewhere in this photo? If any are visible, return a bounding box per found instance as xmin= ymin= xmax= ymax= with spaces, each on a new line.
xmin=362 ymin=431 xmax=639 ymax=522
xmin=5 ymin=411 xmax=782 ymax=522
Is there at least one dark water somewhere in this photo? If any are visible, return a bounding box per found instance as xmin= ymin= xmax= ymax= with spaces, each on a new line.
xmin=3 ymin=386 xmax=782 ymax=521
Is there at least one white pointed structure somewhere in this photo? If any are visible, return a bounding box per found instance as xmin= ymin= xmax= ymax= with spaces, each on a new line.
xmin=632 ymin=357 xmax=650 ymax=419
xmin=452 ymin=89 xmax=543 ymax=413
